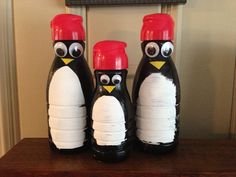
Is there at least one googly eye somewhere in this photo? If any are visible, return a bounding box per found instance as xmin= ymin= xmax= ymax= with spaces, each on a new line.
xmin=69 ymin=42 xmax=83 ymax=58
xmin=54 ymin=42 xmax=67 ymax=57
xmin=112 ymin=75 xmax=122 ymax=85
xmin=145 ymin=42 xmax=160 ymax=58
xmin=161 ymin=42 xmax=174 ymax=58
xmin=100 ymin=74 xmax=110 ymax=85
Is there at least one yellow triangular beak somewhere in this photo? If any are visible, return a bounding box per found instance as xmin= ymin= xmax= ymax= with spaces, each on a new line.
xmin=150 ymin=61 xmax=166 ymax=70
xmin=61 ymin=58 xmax=74 ymax=65
xmin=103 ymin=86 xmax=115 ymax=93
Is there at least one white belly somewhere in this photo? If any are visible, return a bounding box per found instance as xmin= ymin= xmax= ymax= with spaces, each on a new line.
xmin=92 ymin=96 xmax=126 ymax=146
xmin=48 ymin=66 xmax=86 ymax=149
xmin=136 ymin=73 xmax=176 ymax=144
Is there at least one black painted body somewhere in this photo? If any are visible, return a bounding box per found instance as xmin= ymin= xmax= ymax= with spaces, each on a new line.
xmin=91 ymin=70 xmax=134 ymax=162
xmin=46 ymin=40 xmax=94 ymax=152
xmin=132 ymin=40 xmax=180 ymax=153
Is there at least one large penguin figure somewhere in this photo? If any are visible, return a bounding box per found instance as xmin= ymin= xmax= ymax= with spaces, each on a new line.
xmin=47 ymin=14 xmax=93 ymax=151
xmin=91 ymin=41 xmax=134 ymax=162
xmin=133 ymin=14 xmax=180 ymax=153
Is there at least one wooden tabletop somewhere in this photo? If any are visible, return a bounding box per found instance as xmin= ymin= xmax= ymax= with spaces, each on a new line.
xmin=0 ymin=138 xmax=236 ymax=177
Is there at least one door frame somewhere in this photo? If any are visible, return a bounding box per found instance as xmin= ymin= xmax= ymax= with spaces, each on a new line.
xmin=230 ymin=55 xmax=236 ymax=139
xmin=0 ymin=0 xmax=20 ymax=156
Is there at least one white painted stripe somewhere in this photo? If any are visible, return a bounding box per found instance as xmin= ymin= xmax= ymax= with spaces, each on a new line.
xmin=94 ymin=131 xmax=126 ymax=143
xmin=136 ymin=105 xmax=176 ymax=118
xmin=137 ymin=129 xmax=175 ymax=144
xmin=49 ymin=66 xmax=85 ymax=106
xmin=50 ymin=129 xmax=85 ymax=143
xmin=95 ymin=139 xmax=126 ymax=146
xmin=52 ymin=140 xmax=84 ymax=149
xmin=49 ymin=105 xmax=86 ymax=118
xmin=49 ymin=117 xmax=86 ymax=130
xmin=92 ymin=96 xmax=125 ymax=123
xmin=138 ymin=73 xmax=176 ymax=107
xmin=136 ymin=116 xmax=176 ymax=131
xmin=137 ymin=97 xmax=176 ymax=107
xmin=93 ymin=121 xmax=126 ymax=132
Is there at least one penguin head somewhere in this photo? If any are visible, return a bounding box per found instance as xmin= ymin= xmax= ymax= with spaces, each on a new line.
xmin=95 ymin=70 xmax=126 ymax=94
xmin=141 ymin=13 xmax=174 ymax=70
xmin=142 ymin=41 xmax=174 ymax=70
xmin=51 ymin=14 xmax=86 ymax=65
xmin=53 ymin=41 xmax=85 ymax=65
xmin=93 ymin=40 xmax=128 ymax=95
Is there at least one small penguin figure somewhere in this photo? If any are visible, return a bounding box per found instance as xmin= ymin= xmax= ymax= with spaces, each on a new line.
xmin=47 ymin=14 xmax=94 ymax=151
xmin=133 ymin=14 xmax=180 ymax=153
xmin=91 ymin=41 xmax=134 ymax=162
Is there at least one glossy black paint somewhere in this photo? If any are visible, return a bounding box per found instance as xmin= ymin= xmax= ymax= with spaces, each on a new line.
xmin=132 ymin=40 xmax=180 ymax=153
xmin=46 ymin=40 xmax=94 ymax=152
xmin=91 ymin=70 xmax=134 ymax=162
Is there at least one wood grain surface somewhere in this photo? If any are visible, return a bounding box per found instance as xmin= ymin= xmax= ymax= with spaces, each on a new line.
xmin=0 ymin=138 xmax=236 ymax=177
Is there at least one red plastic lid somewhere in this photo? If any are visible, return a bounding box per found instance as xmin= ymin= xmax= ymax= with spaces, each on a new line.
xmin=93 ymin=40 xmax=128 ymax=70
xmin=51 ymin=14 xmax=85 ymax=41
xmin=141 ymin=13 xmax=174 ymax=41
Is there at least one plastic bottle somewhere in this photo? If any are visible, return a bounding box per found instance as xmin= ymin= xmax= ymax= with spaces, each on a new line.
xmin=47 ymin=14 xmax=93 ymax=152
xmin=91 ymin=40 xmax=134 ymax=162
xmin=132 ymin=13 xmax=180 ymax=153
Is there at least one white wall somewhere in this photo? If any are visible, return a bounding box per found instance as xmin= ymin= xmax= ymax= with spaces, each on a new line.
xmin=14 ymin=0 xmax=65 ymax=138
xmin=179 ymin=0 xmax=236 ymax=138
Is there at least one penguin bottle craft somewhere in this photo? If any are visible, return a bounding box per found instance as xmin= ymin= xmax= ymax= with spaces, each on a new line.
xmin=132 ymin=13 xmax=180 ymax=153
xmin=47 ymin=14 xmax=94 ymax=152
xmin=91 ymin=40 xmax=134 ymax=162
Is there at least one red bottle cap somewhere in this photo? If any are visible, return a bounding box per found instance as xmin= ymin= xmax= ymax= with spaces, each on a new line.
xmin=51 ymin=14 xmax=85 ymax=41
xmin=141 ymin=13 xmax=174 ymax=41
xmin=93 ymin=40 xmax=128 ymax=70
